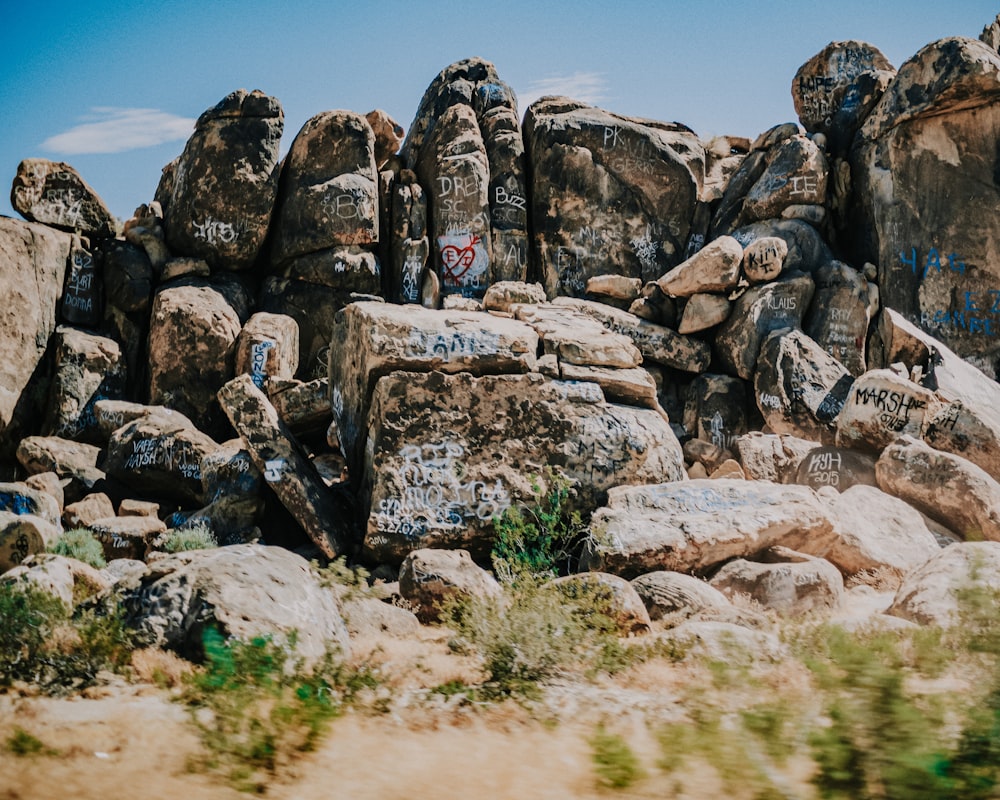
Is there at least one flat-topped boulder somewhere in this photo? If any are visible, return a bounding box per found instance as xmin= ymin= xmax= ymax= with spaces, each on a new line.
xmin=328 ymin=301 xmax=538 ymax=474
xmin=581 ymin=479 xmax=836 ymax=578
xmin=362 ymin=370 xmax=685 ymax=565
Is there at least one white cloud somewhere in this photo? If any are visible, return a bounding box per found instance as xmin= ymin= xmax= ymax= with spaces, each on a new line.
xmin=42 ymin=107 xmax=196 ymax=155
xmin=516 ymin=71 xmax=609 ymax=114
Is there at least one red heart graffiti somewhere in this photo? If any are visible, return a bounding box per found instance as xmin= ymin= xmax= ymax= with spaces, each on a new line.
xmin=441 ymin=244 xmax=476 ymax=280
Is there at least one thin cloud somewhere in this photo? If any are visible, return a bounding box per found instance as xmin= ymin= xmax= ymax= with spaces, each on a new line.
xmin=42 ymin=107 xmax=195 ymax=155
xmin=517 ymin=71 xmax=609 ymax=113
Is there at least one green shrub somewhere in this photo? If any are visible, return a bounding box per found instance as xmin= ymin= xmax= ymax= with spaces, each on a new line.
xmin=444 ymin=575 xmax=627 ymax=700
xmin=0 ymin=582 xmax=134 ymax=693
xmin=160 ymin=524 xmax=218 ymax=553
xmin=5 ymin=727 xmax=49 ymax=756
xmin=590 ymin=725 xmax=646 ymax=789
xmin=181 ymin=626 xmax=378 ymax=791
xmin=49 ymin=527 xmax=106 ymax=568
xmin=491 ymin=470 xmax=588 ymax=583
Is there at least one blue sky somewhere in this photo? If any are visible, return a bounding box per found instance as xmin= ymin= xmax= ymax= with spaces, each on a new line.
xmin=2 ymin=1 xmax=996 ymax=221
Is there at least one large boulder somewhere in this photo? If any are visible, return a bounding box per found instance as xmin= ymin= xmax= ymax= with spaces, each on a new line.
xmin=524 ymin=97 xmax=699 ymax=297
xmin=0 ymin=219 xmax=71 ymax=462
xmin=270 ymin=110 xmax=378 ymax=265
xmin=850 ymin=37 xmax=1000 ymax=377
xmin=148 ymin=280 xmax=243 ymax=434
xmin=630 ymin=571 xmax=732 ymax=620
xmin=820 ymin=484 xmax=941 ymax=577
xmin=581 ymin=479 xmax=836 ymax=577
xmin=398 ymin=548 xmax=501 ymax=623
xmin=328 ymin=301 xmax=538 ymax=475
xmin=402 ymin=58 xmax=529 ymax=298
xmin=10 ymin=159 xmax=116 ymax=238
xmin=160 ymin=89 xmax=283 ymax=270
xmin=887 ymin=541 xmax=1000 ymax=626
xmin=876 ymin=436 xmax=1000 ymax=542
xmin=121 ymin=544 xmax=350 ymax=661
xmin=792 ymin=40 xmax=895 ymax=156
xmin=43 ymin=326 xmax=126 ymax=444
xmin=218 ymin=375 xmax=354 ymax=559
xmin=834 ymin=369 xmax=938 ymax=452
xmin=362 ymin=371 xmax=685 ymax=564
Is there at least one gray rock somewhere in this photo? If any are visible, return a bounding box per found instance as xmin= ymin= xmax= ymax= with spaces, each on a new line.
xmin=122 ymin=543 xmax=350 ymax=661
xmin=10 ymin=159 xmax=116 ymax=237
xmin=630 ymin=571 xmax=732 ymax=620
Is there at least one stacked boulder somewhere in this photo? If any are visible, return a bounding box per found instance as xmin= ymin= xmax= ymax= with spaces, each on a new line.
xmin=5 ymin=18 xmax=1000 ymax=641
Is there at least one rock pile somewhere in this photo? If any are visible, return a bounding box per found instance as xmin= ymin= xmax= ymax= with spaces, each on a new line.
xmin=4 ymin=16 xmax=1000 ymax=651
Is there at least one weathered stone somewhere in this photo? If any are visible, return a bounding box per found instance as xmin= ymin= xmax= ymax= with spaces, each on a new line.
xmin=88 ymin=515 xmax=166 ymax=561
xmin=924 ymin=400 xmax=1000 ymax=484
xmin=148 ymin=281 xmax=242 ymax=434
xmin=271 ymin=111 xmax=378 ymax=266
xmin=0 ymin=218 xmax=71 ymax=462
xmin=661 ymin=620 xmax=786 ymax=662
xmin=24 ymin=472 xmax=63 ymax=513
xmin=10 ymin=159 xmax=116 ymax=237
xmin=702 ymin=135 xmax=750 ymax=204
xmin=742 ymin=236 xmax=788 ymax=283
xmin=710 ymin=547 xmax=844 ymax=615
xmin=684 ymin=374 xmax=748 ymax=451
xmin=558 ymin=363 xmax=658 ymax=408
xmin=279 ymin=246 xmax=383 ymax=297
xmin=586 ymin=274 xmax=643 ymax=302
xmin=161 ymin=257 xmax=210 ymax=281
xmin=363 ymin=371 xmax=685 ymax=564
xmin=524 ymin=97 xmax=698 ymax=296
xmin=715 ymin=273 xmax=816 ymax=380
xmin=418 ymin=103 xmax=491 ymax=298
xmin=983 ymin=14 xmax=1000 ymax=51
xmin=739 ymin=136 xmax=829 ymax=224
xmin=582 ymin=479 xmax=836 ymax=578
xmin=793 ymin=40 xmax=895 ymax=156
xmin=656 ymin=235 xmax=743 ymax=298
xmin=804 ymin=261 xmax=872 ymax=375
xmin=342 ymin=596 xmax=421 ymax=637
xmin=754 ymin=329 xmax=854 ymax=443
xmin=683 ymin=438 xmax=733 ymax=474
xmin=267 ymin=377 xmax=332 ymax=436
xmin=218 ymin=374 xmax=353 ymax=559
xmin=105 ymin=416 xmax=218 ymax=505
xmin=1 ymin=553 xmax=109 ymax=605
xmin=234 ymin=312 xmax=299 ymax=391
xmin=851 ymin=38 xmax=1000 ymax=376
xmin=259 ymin=277 xmax=351 ymax=373
xmin=792 ymin=445 xmax=877 ymax=492
xmin=835 ymin=369 xmax=938 ymax=452
xmin=91 ymin=400 xmax=196 ymax=442
xmin=0 ymin=512 xmax=60 ymax=573
xmin=0 ymin=482 xmax=61 ymax=528
xmin=550 ymin=573 xmax=651 ymax=634
xmin=483 ymin=280 xmax=547 ymax=312
xmin=119 ymin=499 xmax=159 ymax=518
xmin=820 ymin=484 xmax=941 ymax=577
xmin=512 ymin=303 xmax=641 ymax=368
xmin=122 ymin=544 xmax=350 ymax=661
xmin=876 ymin=435 xmax=1000 ymax=542
xmin=101 ymin=238 xmax=154 ymax=314
xmin=162 ymin=89 xmax=282 ymax=270
xmin=730 ymin=219 xmax=832 ymax=275
xmin=677 ymin=292 xmax=731 ymax=334
xmin=887 ymin=541 xmax=1000 ymax=626
xmin=43 ymin=327 xmax=125 ymax=444
xmin=710 ymin=459 xmax=745 ymax=479
xmin=328 ymin=302 xmax=538 ymax=474
xmin=17 ymin=436 xmax=101 ymax=477
xmin=630 ymin=571 xmax=732 ymax=620
xmin=387 ymin=173 xmax=429 ymax=304
xmin=60 ymin=235 xmax=101 ymax=326
xmin=365 ymin=109 xmax=405 ymax=170
xmin=63 ymin=493 xmax=116 ymax=529
xmin=398 ymin=548 xmax=501 ymax=623
xmin=632 ymin=282 xmax=679 ymax=328
xmin=551 ymin=297 xmax=711 ymax=372
xmin=736 ymin=431 xmax=821 ymax=482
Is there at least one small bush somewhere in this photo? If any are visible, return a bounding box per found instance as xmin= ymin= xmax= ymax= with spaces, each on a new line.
xmin=181 ymin=626 xmax=378 ymax=791
xmin=160 ymin=524 xmax=218 ymax=553
xmin=0 ymin=582 xmax=134 ymax=693
xmin=444 ymin=575 xmax=627 ymax=700
xmin=491 ymin=469 xmax=589 ymax=583
xmin=5 ymin=727 xmax=48 ymax=756
xmin=49 ymin=528 xmax=106 ymax=568
xmin=590 ymin=725 xmax=646 ymax=789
